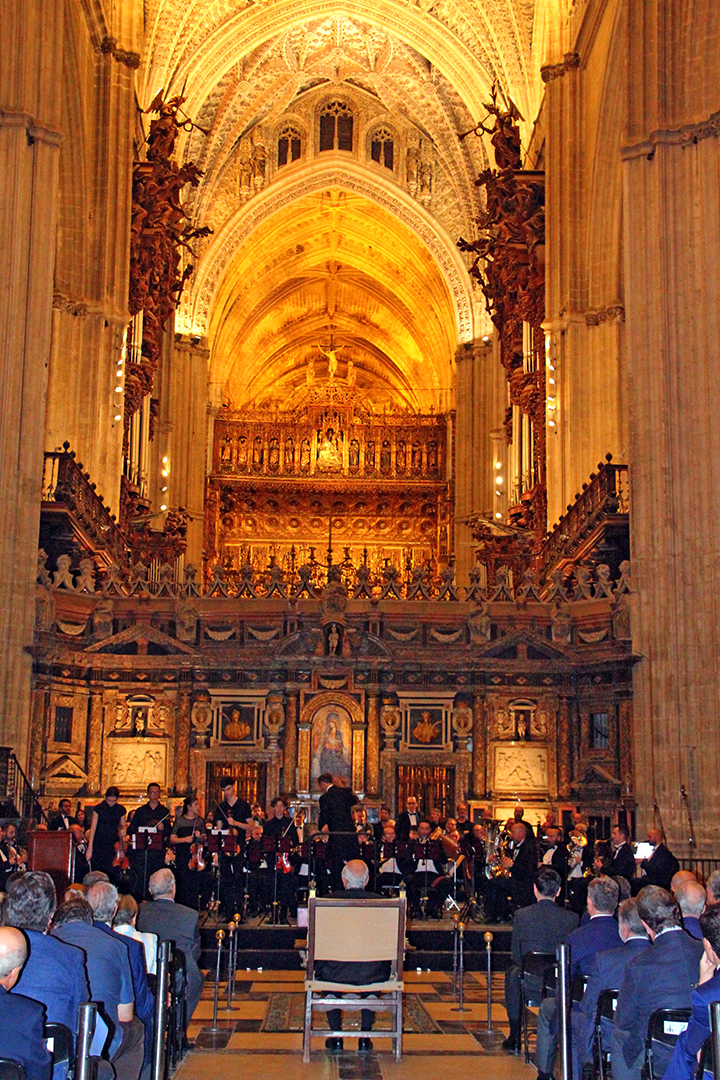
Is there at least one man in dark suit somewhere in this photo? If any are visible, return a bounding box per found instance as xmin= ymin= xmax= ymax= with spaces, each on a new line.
xmin=486 ymin=822 xmax=538 ymax=923
xmin=49 ymin=799 xmax=76 ymax=831
xmin=502 ymin=867 xmax=578 ymax=1053
xmin=675 ymin=879 xmax=706 ymax=939
xmin=137 ymin=868 xmax=203 ymax=1026
xmin=0 ymin=927 xmax=52 ymax=1080
xmin=597 ymin=825 xmax=637 ymax=883
xmin=663 ymin=902 xmax=720 ymax=1080
xmin=317 ymin=773 xmax=359 ymax=889
xmin=314 ymin=859 xmax=392 ymax=1054
xmin=393 ymin=795 xmax=420 ymax=842
xmin=4 ymin=871 xmax=94 ymax=1049
xmin=631 ymin=828 xmax=679 ymax=894
xmin=86 ymin=881 xmax=155 ymax=1067
xmin=611 ymin=886 xmax=703 ymax=1080
xmin=539 ymin=827 xmax=570 ymax=886
xmin=535 ymin=875 xmax=622 ymax=1078
xmin=571 ymin=897 xmax=650 ymax=1080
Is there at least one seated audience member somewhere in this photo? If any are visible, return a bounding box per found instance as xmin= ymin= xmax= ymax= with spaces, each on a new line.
xmin=706 ymin=870 xmax=720 ymax=906
xmin=314 ymin=859 xmax=391 ymax=1054
xmin=611 ymin=886 xmax=703 ymax=1080
xmin=675 ymin=879 xmax=706 ymax=939
xmin=86 ymin=882 xmax=154 ymax=1066
xmin=113 ymin=893 xmax=158 ymax=975
xmin=83 ymin=870 xmax=110 ymax=888
xmin=671 ymin=870 xmax=697 ymax=894
xmin=567 ymin=876 xmax=622 ymax=977
xmin=502 ymin=867 xmax=578 ymax=1054
xmin=572 ymin=898 xmax=650 ymax=1080
xmin=663 ymin=902 xmax=720 ymax=1080
xmin=137 ymin=868 xmax=203 ymax=1026
xmin=535 ymin=876 xmax=621 ymax=1078
xmin=52 ymin=897 xmax=143 ymax=1080
xmin=633 ymin=829 xmax=679 ymax=893
xmin=0 ymin=926 xmax=52 ymax=1080
xmin=4 ymin=872 xmax=91 ymax=1041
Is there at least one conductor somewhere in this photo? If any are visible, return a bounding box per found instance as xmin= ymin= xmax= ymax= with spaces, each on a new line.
xmin=317 ymin=772 xmax=359 ymax=889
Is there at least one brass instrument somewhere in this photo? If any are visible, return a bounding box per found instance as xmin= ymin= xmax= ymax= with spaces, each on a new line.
xmin=484 ymin=824 xmax=512 ymax=878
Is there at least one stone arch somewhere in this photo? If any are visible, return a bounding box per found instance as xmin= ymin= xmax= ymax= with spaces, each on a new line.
xmin=181 ymin=157 xmax=475 ymax=346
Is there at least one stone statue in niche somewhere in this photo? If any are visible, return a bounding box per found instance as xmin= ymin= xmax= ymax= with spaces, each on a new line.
xmin=516 ymin=715 xmax=527 ymax=739
xmin=551 ymin=603 xmax=572 ymax=644
xmin=36 ymin=588 xmax=54 ymax=631
xmin=346 ymin=359 xmax=356 ymax=388
xmin=349 ymin=439 xmax=360 ymax=467
xmin=93 ymin=601 xmax=113 ymax=639
xmin=131 ymin=706 xmax=149 ymax=736
xmin=237 ymin=436 xmax=248 ymax=466
xmin=284 ymin=437 xmax=294 ymax=467
xmin=612 ymin=593 xmax=631 ymax=639
xmin=327 ymin=623 xmax=340 ymax=655
xmin=175 ymin=602 xmax=196 ymax=642
xmin=300 ymin=438 xmax=311 ymax=469
xmin=468 ymin=602 xmax=491 ymax=642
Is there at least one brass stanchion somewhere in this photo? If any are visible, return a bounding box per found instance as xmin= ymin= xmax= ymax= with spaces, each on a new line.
xmin=475 ymin=930 xmax=504 ymax=1049
xmin=451 ymin=922 xmax=470 ymax=1012
xmin=451 ymin=913 xmax=460 ymax=995
xmin=209 ymin=929 xmax=225 ymax=1031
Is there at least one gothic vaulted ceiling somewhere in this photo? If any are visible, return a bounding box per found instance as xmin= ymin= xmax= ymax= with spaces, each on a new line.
xmin=141 ymin=0 xmax=544 ymax=410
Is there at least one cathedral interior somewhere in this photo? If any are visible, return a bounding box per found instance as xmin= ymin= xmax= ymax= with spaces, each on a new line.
xmin=2 ymin=0 xmax=719 ymax=860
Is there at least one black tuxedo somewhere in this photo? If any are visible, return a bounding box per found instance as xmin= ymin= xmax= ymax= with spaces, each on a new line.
xmin=606 ymin=842 xmax=637 ymax=883
xmin=541 ymin=842 xmax=570 ymax=883
xmin=636 ymin=843 xmax=679 ymax=891
xmin=49 ymin=812 xmax=76 ymax=831
xmin=510 ymin=838 xmax=538 ymax=908
xmin=318 ymin=784 xmax=359 ymax=871
xmin=394 ymin=810 xmax=420 ymax=842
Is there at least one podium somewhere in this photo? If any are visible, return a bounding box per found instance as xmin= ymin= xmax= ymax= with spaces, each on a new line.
xmin=27 ymin=830 xmax=75 ymax=895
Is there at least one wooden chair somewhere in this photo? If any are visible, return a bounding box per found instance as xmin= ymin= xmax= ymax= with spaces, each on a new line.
xmin=302 ymin=894 xmax=406 ymax=1062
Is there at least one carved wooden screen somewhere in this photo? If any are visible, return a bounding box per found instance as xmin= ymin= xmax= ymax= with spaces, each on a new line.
xmin=206 ymin=761 xmax=267 ymax=810
xmin=396 ymin=765 xmax=453 ymax=819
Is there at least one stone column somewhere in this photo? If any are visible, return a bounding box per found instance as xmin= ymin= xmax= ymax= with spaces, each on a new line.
xmin=352 ymin=720 xmax=366 ymax=795
xmin=365 ymin=690 xmax=380 ymax=796
xmin=176 ymin=692 xmax=191 ymax=794
xmin=283 ymin=689 xmax=298 ymax=794
xmin=622 ymin=1 xmax=720 ymax=854
xmin=557 ymin=697 xmax=572 ymax=799
xmin=28 ymin=688 xmax=48 ymax=791
xmin=472 ymin=691 xmax=487 ymax=797
xmin=0 ymin=0 xmax=65 ymax=763
xmin=87 ymin=692 xmax=104 ymax=795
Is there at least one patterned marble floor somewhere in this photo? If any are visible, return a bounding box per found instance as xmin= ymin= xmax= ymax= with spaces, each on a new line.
xmin=173 ymin=969 xmax=539 ymax=1080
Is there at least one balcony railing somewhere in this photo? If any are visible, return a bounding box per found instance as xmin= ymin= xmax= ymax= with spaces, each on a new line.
xmin=537 ymin=456 xmax=629 ymax=582
xmin=42 ymin=446 xmax=128 ymax=567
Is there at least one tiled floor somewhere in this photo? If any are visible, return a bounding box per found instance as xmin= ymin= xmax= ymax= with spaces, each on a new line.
xmin=173 ymin=969 xmax=539 ymax=1080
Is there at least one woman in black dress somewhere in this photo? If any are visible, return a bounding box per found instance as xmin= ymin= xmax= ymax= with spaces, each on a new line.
xmin=86 ymin=786 xmax=126 ymax=877
xmin=171 ymin=795 xmax=208 ymax=909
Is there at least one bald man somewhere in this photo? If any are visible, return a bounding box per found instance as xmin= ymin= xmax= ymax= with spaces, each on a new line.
xmin=675 ymin=879 xmax=706 ymax=940
xmin=633 ymin=828 xmax=679 ymax=893
xmin=0 ymin=927 xmax=52 ymax=1080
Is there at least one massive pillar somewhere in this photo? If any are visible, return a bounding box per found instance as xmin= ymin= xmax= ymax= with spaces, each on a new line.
xmin=0 ymin=0 xmax=65 ymax=760
xmin=623 ymin=1 xmax=720 ymax=854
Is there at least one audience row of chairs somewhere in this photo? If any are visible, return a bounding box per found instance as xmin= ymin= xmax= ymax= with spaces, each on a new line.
xmin=0 ymin=940 xmax=186 ymax=1080
xmin=518 ymin=949 xmax=702 ymax=1080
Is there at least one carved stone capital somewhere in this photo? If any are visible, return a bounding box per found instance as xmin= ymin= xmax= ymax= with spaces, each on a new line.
xmin=53 ymin=291 xmax=88 ymax=318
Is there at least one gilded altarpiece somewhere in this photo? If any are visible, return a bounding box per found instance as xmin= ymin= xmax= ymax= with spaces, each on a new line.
xmin=206 ymin=385 xmax=452 ymax=581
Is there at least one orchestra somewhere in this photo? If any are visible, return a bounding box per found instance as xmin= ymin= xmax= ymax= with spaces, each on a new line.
xmin=24 ymin=786 xmax=668 ymax=929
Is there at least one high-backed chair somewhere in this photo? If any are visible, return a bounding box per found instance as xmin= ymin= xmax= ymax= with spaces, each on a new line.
xmin=520 ymin=950 xmax=556 ymax=1063
xmin=302 ymin=894 xmax=406 ymax=1062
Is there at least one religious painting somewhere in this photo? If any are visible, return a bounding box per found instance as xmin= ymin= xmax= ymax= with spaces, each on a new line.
xmin=408 ymin=706 xmax=445 ymax=747
xmin=310 ymin=703 xmax=352 ymax=784
xmin=220 ymin=704 xmax=256 ymax=743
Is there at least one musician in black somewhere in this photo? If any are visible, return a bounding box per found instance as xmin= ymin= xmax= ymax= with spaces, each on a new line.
xmin=126 ymin=781 xmax=171 ymax=899
xmin=171 ymin=795 xmax=210 ymax=910
xmin=215 ymin=778 xmax=253 ymax=920
xmin=49 ymin=799 xmax=76 ymax=831
xmin=317 ymin=772 xmax=359 ymax=890
xmin=404 ymin=820 xmax=450 ymax=918
xmin=263 ymin=797 xmax=300 ymax=923
xmin=376 ymin=826 xmax=403 ymax=893
xmin=372 ymin=806 xmax=391 ymax=843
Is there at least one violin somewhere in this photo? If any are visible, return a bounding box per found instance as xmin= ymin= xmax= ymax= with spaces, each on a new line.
xmin=189 ymin=836 xmax=206 ymax=871
xmin=113 ymin=839 xmax=129 ymax=870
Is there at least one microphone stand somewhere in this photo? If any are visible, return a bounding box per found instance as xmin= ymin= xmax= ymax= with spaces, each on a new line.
xmin=680 ymin=786 xmax=696 ymax=861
